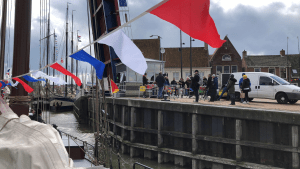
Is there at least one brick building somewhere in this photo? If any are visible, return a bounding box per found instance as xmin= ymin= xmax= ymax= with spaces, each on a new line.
xmin=209 ymin=36 xmax=242 ymax=75
xmin=242 ymin=49 xmax=292 ymax=81
xmin=164 ymin=46 xmax=210 ymax=81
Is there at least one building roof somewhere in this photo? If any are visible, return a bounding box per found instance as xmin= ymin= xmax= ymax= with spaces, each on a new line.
xmin=133 ymin=39 xmax=160 ymax=60
xmin=209 ymin=36 xmax=241 ymax=62
xmin=164 ymin=47 xmax=209 ymax=68
xmin=244 ymin=55 xmax=291 ymax=67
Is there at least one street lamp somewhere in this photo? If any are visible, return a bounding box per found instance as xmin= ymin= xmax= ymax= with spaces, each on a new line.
xmin=150 ymin=35 xmax=162 ymax=60
xmin=190 ymin=37 xmax=195 ymax=76
xmin=180 ymin=30 xmax=186 ymax=79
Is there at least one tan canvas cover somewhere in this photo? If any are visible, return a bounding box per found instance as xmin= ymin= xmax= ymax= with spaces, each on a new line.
xmin=0 ymin=98 xmax=105 ymax=169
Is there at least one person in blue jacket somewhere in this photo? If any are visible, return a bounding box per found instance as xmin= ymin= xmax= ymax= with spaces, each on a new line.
xmin=239 ymin=73 xmax=245 ymax=103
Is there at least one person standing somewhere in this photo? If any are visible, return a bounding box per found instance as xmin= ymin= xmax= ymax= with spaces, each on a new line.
xmin=206 ymin=74 xmax=212 ymax=100
xmin=239 ymin=73 xmax=245 ymax=103
xmin=241 ymin=75 xmax=251 ymax=104
xmin=227 ymin=74 xmax=237 ymax=105
xmin=171 ymin=78 xmax=177 ymax=85
xmin=164 ymin=76 xmax=170 ymax=86
xmin=192 ymin=70 xmax=200 ymax=102
xmin=203 ymin=76 xmax=207 ymax=86
xmin=155 ymin=72 xmax=165 ymax=99
xmin=143 ymin=73 xmax=148 ymax=98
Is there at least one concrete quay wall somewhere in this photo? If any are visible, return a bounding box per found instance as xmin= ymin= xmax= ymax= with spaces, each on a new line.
xmin=86 ymin=97 xmax=300 ymax=169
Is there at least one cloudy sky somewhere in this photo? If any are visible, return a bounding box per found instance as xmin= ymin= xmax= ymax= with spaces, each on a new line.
xmin=2 ymin=0 xmax=300 ymax=80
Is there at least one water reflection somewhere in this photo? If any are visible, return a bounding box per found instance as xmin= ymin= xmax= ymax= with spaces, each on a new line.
xmin=48 ymin=111 xmax=189 ymax=169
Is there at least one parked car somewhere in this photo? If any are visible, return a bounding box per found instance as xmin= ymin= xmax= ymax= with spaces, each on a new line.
xmin=232 ymin=72 xmax=300 ymax=104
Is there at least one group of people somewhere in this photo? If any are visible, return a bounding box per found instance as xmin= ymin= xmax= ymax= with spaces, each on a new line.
xmin=143 ymin=71 xmax=251 ymax=105
xmin=191 ymin=71 xmax=218 ymax=103
xmin=143 ymin=72 xmax=193 ymax=99
xmin=224 ymin=73 xmax=251 ymax=105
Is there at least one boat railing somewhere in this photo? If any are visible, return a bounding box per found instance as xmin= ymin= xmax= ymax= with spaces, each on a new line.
xmin=59 ymin=130 xmax=97 ymax=165
xmin=132 ymin=162 xmax=153 ymax=169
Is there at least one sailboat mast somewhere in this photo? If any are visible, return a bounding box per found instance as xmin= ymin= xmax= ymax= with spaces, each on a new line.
xmin=71 ymin=10 xmax=75 ymax=94
xmin=65 ymin=2 xmax=69 ymax=97
xmin=10 ymin=0 xmax=32 ymax=117
xmin=76 ymin=30 xmax=79 ymax=91
xmin=0 ymin=0 xmax=8 ymax=80
xmin=53 ymin=29 xmax=55 ymax=93
xmin=46 ymin=11 xmax=50 ymax=98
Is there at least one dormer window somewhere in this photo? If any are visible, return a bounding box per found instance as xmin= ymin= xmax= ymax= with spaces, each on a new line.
xmin=222 ymin=54 xmax=231 ymax=61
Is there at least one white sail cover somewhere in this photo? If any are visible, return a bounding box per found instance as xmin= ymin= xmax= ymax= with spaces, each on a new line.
xmin=0 ymin=97 xmax=104 ymax=169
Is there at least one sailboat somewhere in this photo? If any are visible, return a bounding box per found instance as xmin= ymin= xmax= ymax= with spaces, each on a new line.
xmin=49 ymin=3 xmax=75 ymax=112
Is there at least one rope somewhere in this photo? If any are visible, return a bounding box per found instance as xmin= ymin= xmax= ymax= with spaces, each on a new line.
xmin=0 ymin=118 xmax=18 ymax=132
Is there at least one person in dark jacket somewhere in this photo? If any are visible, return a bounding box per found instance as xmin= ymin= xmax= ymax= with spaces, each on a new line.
xmin=155 ymin=72 xmax=165 ymax=99
xmin=203 ymin=76 xmax=208 ymax=86
xmin=192 ymin=70 xmax=200 ymax=102
xmin=241 ymin=75 xmax=251 ymax=104
xmin=210 ymin=74 xmax=218 ymax=101
xmin=171 ymin=78 xmax=177 ymax=85
xmin=227 ymin=74 xmax=237 ymax=105
xmin=143 ymin=73 xmax=148 ymax=98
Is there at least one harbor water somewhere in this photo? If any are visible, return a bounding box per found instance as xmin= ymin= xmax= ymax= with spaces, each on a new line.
xmin=47 ymin=110 xmax=188 ymax=169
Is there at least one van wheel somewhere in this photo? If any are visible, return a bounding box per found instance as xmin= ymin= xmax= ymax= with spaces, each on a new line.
xmin=289 ymin=100 xmax=298 ymax=104
xmin=276 ymin=93 xmax=288 ymax=104
xmin=249 ymin=98 xmax=254 ymax=102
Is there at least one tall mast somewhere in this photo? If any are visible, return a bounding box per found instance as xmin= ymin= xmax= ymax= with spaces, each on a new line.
xmin=76 ymin=30 xmax=79 ymax=90
xmin=71 ymin=10 xmax=75 ymax=94
xmin=46 ymin=11 xmax=50 ymax=98
xmin=0 ymin=0 xmax=8 ymax=80
xmin=10 ymin=0 xmax=32 ymax=117
xmin=65 ymin=2 xmax=69 ymax=97
xmin=53 ymin=29 xmax=55 ymax=93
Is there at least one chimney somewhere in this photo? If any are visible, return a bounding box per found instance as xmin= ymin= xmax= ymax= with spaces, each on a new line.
xmin=280 ymin=49 xmax=285 ymax=57
xmin=242 ymin=50 xmax=247 ymax=59
xmin=204 ymin=42 xmax=208 ymax=50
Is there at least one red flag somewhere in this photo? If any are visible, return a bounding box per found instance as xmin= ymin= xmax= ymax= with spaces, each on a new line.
xmin=111 ymin=80 xmax=119 ymax=93
xmin=150 ymin=0 xmax=226 ymax=48
xmin=13 ymin=77 xmax=34 ymax=93
xmin=50 ymin=63 xmax=82 ymax=86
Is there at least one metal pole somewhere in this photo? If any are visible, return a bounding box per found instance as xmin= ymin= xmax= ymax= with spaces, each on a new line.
xmin=159 ymin=36 xmax=161 ymax=60
xmin=180 ymin=30 xmax=183 ymax=79
xmin=53 ymin=29 xmax=55 ymax=93
xmin=46 ymin=12 xmax=50 ymax=98
xmin=190 ymin=37 xmax=192 ymax=76
xmin=71 ymin=10 xmax=75 ymax=94
xmin=65 ymin=3 xmax=69 ymax=98
xmin=0 ymin=0 xmax=7 ymax=80
xmin=76 ymin=30 xmax=79 ymax=90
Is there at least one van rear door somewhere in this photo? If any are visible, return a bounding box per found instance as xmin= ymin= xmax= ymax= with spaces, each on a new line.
xmin=257 ymin=76 xmax=275 ymax=98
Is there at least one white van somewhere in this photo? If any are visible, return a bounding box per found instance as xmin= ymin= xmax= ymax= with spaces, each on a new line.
xmin=231 ymin=72 xmax=300 ymax=104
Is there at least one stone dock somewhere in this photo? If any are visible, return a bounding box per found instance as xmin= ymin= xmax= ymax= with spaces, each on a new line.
xmin=75 ymin=97 xmax=300 ymax=169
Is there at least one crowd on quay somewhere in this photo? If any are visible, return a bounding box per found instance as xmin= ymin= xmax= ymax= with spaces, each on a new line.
xmin=142 ymin=71 xmax=252 ymax=106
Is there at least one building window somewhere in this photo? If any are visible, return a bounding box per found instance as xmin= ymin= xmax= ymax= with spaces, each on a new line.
xmin=173 ymin=72 xmax=179 ymax=81
xmin=259 ymin=76 xmax=273 ymax=85
xmin=269 ymin=68 xmax=275 ymax=74
xmin=185 ymin=72 xmax=190 ymax=79
xmin=222 ymin=54 xmax=231 ymax=61
xmin=280 ymin=68 xmax=287 ymax=79
xmin=216 ymin=66 xmax=222 ymax=75
xmin=254 ymin=68 xmax=261 ymax=72
xmin=232 ymin=66 xmax=237 ymax=73
xmin=224 ymin=66 xmax=230 ymax=73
